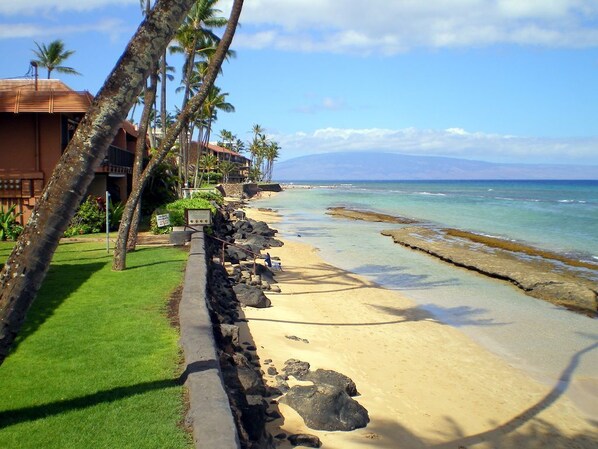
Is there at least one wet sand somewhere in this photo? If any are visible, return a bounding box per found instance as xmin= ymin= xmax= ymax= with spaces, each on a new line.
xmin=238 ymin=206 xmax=598 ymax=449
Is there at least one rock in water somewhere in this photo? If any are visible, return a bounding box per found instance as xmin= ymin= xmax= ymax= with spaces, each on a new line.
xmin=280 ymin=384 xmax=369 ymax=431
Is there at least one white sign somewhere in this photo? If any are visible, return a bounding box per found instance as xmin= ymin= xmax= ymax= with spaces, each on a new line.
xmin=156 ymin=213 xmax=171 ymax=227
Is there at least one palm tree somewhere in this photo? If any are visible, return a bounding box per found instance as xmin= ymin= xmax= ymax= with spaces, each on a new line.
xmin=218 ymin=159 xmax=237 ymax=183
xmin=199 ymin=153 xmax=218 ymax=185
xmin=0 ymin=0 xmax=231 ymax=366
xmin=193 ymin=86 xmax=234 ymax=187
xmin=264 ymin=141 xmax=280 ymax=182
xmin=32 ymin=40 xmax=81 ymax=78
xmin=170 ymin=0 xmax=229 ymax=189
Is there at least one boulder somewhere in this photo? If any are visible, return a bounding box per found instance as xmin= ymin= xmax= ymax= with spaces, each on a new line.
xmin=304 ymin=369 xmax=358 ymax=396
xmin=280 ymin=384 xmax=369 ymax=431
xmin=233 ymin=284 xmax=271 ymax=308
xmin=220 ymin=324 xmax=239 ymax=346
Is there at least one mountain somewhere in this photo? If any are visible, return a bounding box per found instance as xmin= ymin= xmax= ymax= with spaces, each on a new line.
xmin=273 ymin=152 xmax=598 ymax=181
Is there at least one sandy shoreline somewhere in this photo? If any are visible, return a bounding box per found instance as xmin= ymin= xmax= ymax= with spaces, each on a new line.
xmin=238 ymin=205 xmax=597 ymax=449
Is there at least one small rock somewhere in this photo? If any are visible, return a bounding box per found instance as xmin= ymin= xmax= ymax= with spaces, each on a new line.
xmin=267 ymin=366 xmax=278 ymax=376
xmin=282 ymin=359 xmax=310 ymax=379
xmin=288 ymin=433 xmax=322 ymax=447
xmin=285 ymin=335 xmax=310 ymax=344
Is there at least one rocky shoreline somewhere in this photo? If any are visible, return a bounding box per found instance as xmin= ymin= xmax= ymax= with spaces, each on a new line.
xmin=203 ymin=204 xmax=369 ymax=448
xmin=328 ymin=207 xmax=598 ymax=316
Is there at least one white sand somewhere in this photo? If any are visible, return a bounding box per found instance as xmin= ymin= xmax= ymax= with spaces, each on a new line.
xmin=238 ymin=207 xmax=598 ymax=449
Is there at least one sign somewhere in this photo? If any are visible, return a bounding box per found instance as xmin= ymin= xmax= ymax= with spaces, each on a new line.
xmin=185 ymin=208 xmax=212 ymax=226
xmin=156 ymin=213 xmax=171 ymax=227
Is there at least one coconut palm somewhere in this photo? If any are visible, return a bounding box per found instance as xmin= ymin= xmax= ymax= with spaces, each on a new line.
xmin=0 ymin=0 xmax=242 ymax=366
xmin=32 ymin=40 xmax=81 ymax=78
xmin=218 ymin=159 xmax=237 ymax=183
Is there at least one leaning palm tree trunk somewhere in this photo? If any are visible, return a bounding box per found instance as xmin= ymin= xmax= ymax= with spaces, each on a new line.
xmin=112 ymin=0 xmax=244 ymax=272
xmin=127 ymin=67 xmax=159 ymax=252
xmin=0 ymin=0 xmax=200 ymax=367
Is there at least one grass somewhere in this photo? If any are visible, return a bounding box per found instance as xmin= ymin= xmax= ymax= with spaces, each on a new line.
xmin=0 ymin=241 xmax=192 ymax=449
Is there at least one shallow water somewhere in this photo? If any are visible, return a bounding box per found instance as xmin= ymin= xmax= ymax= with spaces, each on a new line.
xmin=253 ymin=184 xmax=598 ymax=418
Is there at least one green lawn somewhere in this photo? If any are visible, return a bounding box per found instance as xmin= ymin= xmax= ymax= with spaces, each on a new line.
xmin=0 ymin=241 xmax=192 ymax=449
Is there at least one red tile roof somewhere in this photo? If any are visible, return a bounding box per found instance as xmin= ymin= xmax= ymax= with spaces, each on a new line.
xmin=0 ymin=79 xmax=93 ymax=113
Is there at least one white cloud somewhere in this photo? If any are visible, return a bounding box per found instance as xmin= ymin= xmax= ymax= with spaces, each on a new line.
xmin=272 ymin=127 xmax=598 ymax=164
xmin=294 ymin=96 xmax=347 ymax=114
xmin=0 ymin=0 xmax=138 ymax=15
xmin=221 ymin=0 xmax=598 ymax=54
xmin=0 ymin=19 xmax=130 ymax=41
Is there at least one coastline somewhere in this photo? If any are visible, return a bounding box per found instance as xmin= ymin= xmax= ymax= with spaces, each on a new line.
xmin=238 ymin=205 xmax=598 ymax=448
xmin=328 ymin=206 xmax=598 ymax=315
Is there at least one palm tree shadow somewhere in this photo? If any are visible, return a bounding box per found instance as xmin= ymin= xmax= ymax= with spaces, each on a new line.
xmin=0 ymin=360 xmax=214 ymax=429
xmin=350 ymin=341 xmax=598 ymax=448
xmin=368 ymin=304 xmax=509 ymax=327
xmin=356 ymin=263 xmax=460 ymax=290
xmin=10 ymin=262 xmax=105 ymax=352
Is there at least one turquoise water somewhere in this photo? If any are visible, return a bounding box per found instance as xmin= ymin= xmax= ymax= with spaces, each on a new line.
xmin=253 ymin=180 xmax=598 ymax=417
xmin=278 ymin=180 xmax=598 ymax=260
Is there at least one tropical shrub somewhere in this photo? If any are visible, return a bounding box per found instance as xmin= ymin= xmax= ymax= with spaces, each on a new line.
xmin=150 ymin=196 xmax=218 ymax=234
xmin=0 ymin=204 xmax=23 ymax=241
xmin=191 ymin=190 xmax=224 ymax=206
xmin=108 ymin=201 xmax=125 ymax=231
xmin=64 ymin=196 xmax=106 ymax=237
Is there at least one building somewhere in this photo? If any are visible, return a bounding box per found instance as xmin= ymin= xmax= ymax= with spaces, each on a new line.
xmin=189 ymin=141 xmax=250 ymax=184
xmin=0 ymin=79 xmax=143 ymax=224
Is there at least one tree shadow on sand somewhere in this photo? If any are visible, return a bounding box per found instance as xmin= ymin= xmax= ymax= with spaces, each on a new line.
xmin=248 ymin=303 xmax=506 ymax=328
xmin=368 ymin=304 xmax=510 ymax=327
xmin=355 ymin=263 xmax=460 ymax=290
xmin=348 ymin=341 xmax=598 ymax=449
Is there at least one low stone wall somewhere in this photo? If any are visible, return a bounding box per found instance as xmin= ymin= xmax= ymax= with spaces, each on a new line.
xmin=179 ymin=232 xmax=241 ymax=449
xmin=218 ymin=183 xmax=282 ymax=198
xmin=219 ymin=183 xmax=259 ymax=198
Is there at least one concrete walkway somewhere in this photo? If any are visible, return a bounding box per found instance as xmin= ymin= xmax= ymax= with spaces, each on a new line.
xmin=179 ymin=232 xmax=240 ymax=448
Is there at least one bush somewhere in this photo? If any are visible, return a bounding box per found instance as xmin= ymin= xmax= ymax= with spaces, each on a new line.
xmin=0 ymin=204 xmax=23 ymax=241
xmin=64 ymin=196 xmax=106 ymax=237
xmin=191 ymin=190 xmax=224 ymax=206
xmin=150 ymin=196 xmax=219 ymax=234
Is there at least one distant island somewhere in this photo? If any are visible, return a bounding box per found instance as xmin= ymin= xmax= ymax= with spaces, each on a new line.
xmin=273 ymin=152 xmax=598 ymax=180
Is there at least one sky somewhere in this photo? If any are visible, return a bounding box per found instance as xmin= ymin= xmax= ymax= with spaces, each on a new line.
xmin=1 ymin=0 xmax=597 ymax=165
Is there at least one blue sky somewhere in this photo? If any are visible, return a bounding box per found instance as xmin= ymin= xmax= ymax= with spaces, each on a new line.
xmin=1 ymin=0 xmax=597 ymax=164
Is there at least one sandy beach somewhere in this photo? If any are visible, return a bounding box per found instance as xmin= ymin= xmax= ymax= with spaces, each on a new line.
xmin=238 ymin=206 xmax=598 ymax=449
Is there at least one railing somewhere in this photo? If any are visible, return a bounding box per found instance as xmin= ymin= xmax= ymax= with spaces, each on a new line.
xmin=100 ymin=145 xmax=135 ymax=173
xmin=206 ymin=233 xmax=261 ymax=275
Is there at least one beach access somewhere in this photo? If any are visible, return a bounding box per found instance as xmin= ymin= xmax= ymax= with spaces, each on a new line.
xmin=238 ymin=204 xmax=598 ymax=448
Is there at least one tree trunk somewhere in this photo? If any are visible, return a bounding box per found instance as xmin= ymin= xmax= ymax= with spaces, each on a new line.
xmin=0 ymin=0 xmax=200 ymax=367
xmin=112 ymin=0 xmax=244 ymax=272
xmin=126 ymin=68 xmax=159 ymax=252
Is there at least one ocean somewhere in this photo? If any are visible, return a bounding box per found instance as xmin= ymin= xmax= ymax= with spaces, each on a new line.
xmin=252 ymin=180 xmax=598 ymax=417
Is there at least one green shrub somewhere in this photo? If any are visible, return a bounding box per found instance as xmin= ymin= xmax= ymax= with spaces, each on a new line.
xmin=64 ymin=196 xmax=106 ymax=237
xmin=0 ymin=204 xmax=23 ymax=241
xmin=108 ymin=201 xmax=125 ymax=231
xmin=150 ymin=197 xmax=218 ymax=234
xmin=191 ymin=190 xmax=223 ymax=206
